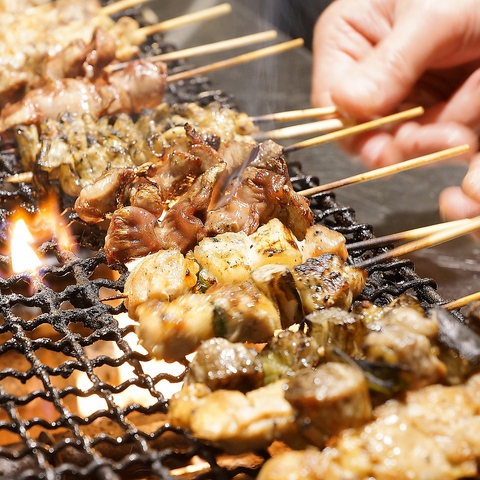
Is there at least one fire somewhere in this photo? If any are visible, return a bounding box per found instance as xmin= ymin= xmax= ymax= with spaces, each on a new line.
xmin=10 ymin=219 xmax=42 ymax=273
xmin=8 ymin=196 xmax=183 ymax=421
xmin=9 ymin=193 xmax=75 ymax=274
xmin=76 ymin=311 xmax=187 ymax=417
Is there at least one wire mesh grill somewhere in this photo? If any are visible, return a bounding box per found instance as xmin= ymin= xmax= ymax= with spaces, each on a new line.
xmin=0 ymin=4 xmax=466 ymax=479
xmin=0 ymin=165 xmax=458 ymax=480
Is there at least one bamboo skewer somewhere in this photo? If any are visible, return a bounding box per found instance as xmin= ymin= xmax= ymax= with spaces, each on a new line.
xmin=100 ymin=0 xmax=153 ymax=16
xmin=167 ymin=38 xmax=304 ymax=84
xmin=353 ymin=215 xmax=480 ymax=270
xmin=106 ymin=30 xmax=278 ymax=72
xmin=444 ymin=291 xmax=480 ymax=311
xmin=284 ymin=106 xmax=425 ymax=153
xmin=250 ymin=106 xmax=339 ymax=123
xmin=138 ymin=3 xmax=232 ymax=37
xmin=253 ymin=117 xmax=352 ymax=141
xmin=347 ymin=218 xmax=471 ymax=251
xmin=298 ymin=144 xmax=470 ymax=197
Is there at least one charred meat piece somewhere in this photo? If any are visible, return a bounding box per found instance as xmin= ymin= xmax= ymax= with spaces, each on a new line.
xmin=293 ymin=253 xmax=367 ymax=312
xmin=285 ymin=362 xmax=372 ymax=449
xmin=251 ymin=264 xmax=304 ymax=328
xmin=152 ymin=162 xmax=227 ymax=254
xmin=208 ymin=280 xmax=282 ymax=343
xmin=185 ymin=338 xmax=264 ymax=392
xmin=304 ymin=308 xmax=366 ymax=359
xmin=42 ymin=26 xmax=117 ymax=82
xmin=134 ymin=294 xmax=216 ymax=362
xmin=74 ymin=167 xmax=137 ymax=223
xmin=355 ymin=298 xmax=446 ymax=389
xmin=260 ymin=329 xmax=320 ymax=385
xmin=75 ymin=152 xmax=202 ymax=223
xmin=124 ymin=248 xmax=199 ymax=316
xmin=104 ymin=206 xmax=163 ymax=265
xmin=205 ymin=140 xmax=313 ymax=240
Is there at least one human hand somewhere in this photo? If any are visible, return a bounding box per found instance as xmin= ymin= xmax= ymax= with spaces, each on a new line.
xmin=311 ymin=0 xmax=480 ymax=221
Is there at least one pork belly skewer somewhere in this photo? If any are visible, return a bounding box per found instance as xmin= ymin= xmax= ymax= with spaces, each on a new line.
xmin=0 ymin=2 xmax=232 ymax=109
xmin=0 ymin=38 xmax=303 ymax=133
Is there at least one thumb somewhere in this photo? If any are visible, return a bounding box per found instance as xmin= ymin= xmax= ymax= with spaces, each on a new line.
xmin=330 ymin=14 xmax=441 ymax=119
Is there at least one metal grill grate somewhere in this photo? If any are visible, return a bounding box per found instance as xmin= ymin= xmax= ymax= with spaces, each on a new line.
xmin=0 ymin=5 xmax=466 ymax=479
xmin=0 ymin=165 xmax=459 ymax=480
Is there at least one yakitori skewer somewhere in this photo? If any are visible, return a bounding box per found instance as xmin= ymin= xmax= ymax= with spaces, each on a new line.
xmin=100 ymin=0 xmax=154 ymax=16
xmin=298 ymin=144 xmax=469 ymax=197
xmin=166 ymin=37 xmax=304 ymax=83
xmin=250 ymin=106 xmax=339 ymax=123
xmin=347 ymin=218 xmax=471 ymax=251
xmin=252 ymin=117 xmax=352 ymax=141
xmin=106 ymin=30 xmax=278 ymax=72
xmin=138 ymin=3 xmax=232 ymax=37
xmin=284 ymin=106 xmax=425 ymax=154
xmin=444 ymin=292 xmax=480 ymax=311
xmin=353 ymin=215 xmax=480 ymax=270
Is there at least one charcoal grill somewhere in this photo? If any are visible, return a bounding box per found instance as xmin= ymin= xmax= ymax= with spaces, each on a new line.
xmin=0 ymin=3 xmax=469 ymax=479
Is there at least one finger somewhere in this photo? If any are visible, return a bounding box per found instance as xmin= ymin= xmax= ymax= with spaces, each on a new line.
xmin=339 ymin=121 xmax=478 ymax=169
xmin=311 ymin=0 xmax=392 ymax=108
xmin=461 ymin=154 xmax=480 ymax=203
xmin=422 ymin=68 xmax=480 ymax=132
xmin=329 ymin=5 xmax=455 ymax=118
xmin=439 ymin=187 xmax=480 ymax=228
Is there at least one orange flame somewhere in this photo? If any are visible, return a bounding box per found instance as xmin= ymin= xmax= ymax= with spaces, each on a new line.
xmin=10 ymin=194 xmax=75 ymax=274
xmin=11 ymin=219 xmax=42 ymax=273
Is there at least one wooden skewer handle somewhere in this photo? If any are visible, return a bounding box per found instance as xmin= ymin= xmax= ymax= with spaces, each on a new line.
xmin=167 ymin=38 xmax=304 ymax=84
xmin=253 ymin=118 xmax=349 ymax=141
xmin=354 ymin=215 xmax=480 ymax=269
xmin=298 ymin=144 xmax=470 ymax=196
xmin=106 ymin=30 xmax=278 ymax=72
xmin=285 ymin=106 xmax=425 ymax=153
xmin=444 ymin=291 xmax=480 ymax=311
xmin=347 ymin=218 xmax=471 ymax=250
xmin=250 ymin=106 xmax=338 ymax=123
xmin=100 ymin=0 xmax=153 ymax=17
xmin=139 ymin=3 xmax=232 ymax=37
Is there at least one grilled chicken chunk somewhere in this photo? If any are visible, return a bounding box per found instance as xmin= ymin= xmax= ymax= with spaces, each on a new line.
xmin=124 ymin=221 xmax=365 ymax=362
xmin=258 ymin=372 xmax=480 ymax=480
xmin=168 ymin=380 xmax=306 ymax=454
xmin=169 ymin=362 xmax=373 ymax=455
xmin=293 ymin=254 xmax=367 ymax=312
xmin=185 ymin=337 xmax=264 ymax=392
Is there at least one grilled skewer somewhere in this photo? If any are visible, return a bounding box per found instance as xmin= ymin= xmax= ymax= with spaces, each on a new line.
xmin=0 ymin=38 xmax=303 ymax=132
xmin=0 ymin=1 xmax=232 ymax=110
